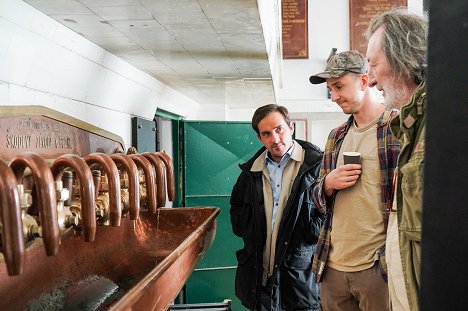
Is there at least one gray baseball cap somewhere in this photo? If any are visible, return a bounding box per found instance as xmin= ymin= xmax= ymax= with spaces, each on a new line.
xmin=309 ymin=51 xmax=369 ymax=84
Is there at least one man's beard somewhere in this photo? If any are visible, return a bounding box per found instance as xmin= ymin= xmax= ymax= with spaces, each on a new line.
xmin=383 ymin=78 xmax=413 ymax=110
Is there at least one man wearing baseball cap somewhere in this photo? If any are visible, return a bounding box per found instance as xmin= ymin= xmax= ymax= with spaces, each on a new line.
xmin=309 ymin=51 xmax=369 ymax=85
xmin=310 ymin=51 xmax=400 ymax=310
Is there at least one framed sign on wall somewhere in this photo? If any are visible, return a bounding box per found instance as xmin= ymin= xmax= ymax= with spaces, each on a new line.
xmin=282 ymin=0 xmax=308 ymax=59
xmin=349 ymin=0 xmax=407 ymax=55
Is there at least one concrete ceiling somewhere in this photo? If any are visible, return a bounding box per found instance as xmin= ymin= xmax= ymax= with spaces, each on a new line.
xmin=23 ymin=0 xmax=276 ymax=110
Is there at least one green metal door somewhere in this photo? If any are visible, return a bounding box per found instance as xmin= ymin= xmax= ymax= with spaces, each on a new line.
xmin=182 ymin=121 xmax=261 ymax=310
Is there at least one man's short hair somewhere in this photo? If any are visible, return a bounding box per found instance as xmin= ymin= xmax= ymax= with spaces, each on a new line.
xmin=252 ymin=104 xmax=291 ymax=135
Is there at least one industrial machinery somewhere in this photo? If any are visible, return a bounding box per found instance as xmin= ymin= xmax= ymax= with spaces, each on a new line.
xmin=0 ymin=106 xmax=219 ymax=310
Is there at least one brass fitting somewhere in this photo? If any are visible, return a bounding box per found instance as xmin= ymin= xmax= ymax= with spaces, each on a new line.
xmin=17 ymin=184 xmax=39 ymax=245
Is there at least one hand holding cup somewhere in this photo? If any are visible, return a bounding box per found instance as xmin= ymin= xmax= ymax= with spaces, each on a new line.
xmin=343 ymin=152 xmax=361 ymax=165
xmin=323 ymin=152 xmax=362 ymax=196
xmin=342 ymin=151 xmax=362 ymax=183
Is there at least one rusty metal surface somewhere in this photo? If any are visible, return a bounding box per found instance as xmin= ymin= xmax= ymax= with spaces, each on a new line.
xmin=0 ymin=207 xmax=219 ymax=310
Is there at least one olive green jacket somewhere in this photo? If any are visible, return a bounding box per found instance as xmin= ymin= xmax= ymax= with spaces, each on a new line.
xmin=390 ymin=81 xmax=426 ymax=311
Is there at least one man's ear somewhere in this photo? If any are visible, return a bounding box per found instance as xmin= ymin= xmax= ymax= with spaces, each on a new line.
xmin=361 ymin=74 xmax=369 ymax=90
xmin=289 ymin=122 xmax=295 ymax=135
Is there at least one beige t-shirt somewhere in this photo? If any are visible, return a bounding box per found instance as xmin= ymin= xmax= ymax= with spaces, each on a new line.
xmin=327 ymin=117 xmax=386 ymax=272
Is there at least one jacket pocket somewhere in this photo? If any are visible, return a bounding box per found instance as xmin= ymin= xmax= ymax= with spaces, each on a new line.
xmin=399 ymin=158 xmax=424 ymax=241
xmin=283 ymin=247 xmax=314 ymax=269
xmin=280 ymin=248 xmax=320 ymax=309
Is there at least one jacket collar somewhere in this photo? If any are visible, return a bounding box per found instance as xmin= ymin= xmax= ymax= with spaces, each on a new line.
xmin=391 ymin=81 xmax=427 ymax=141
xmin=250 ymin=140 xmax=303 ymax=172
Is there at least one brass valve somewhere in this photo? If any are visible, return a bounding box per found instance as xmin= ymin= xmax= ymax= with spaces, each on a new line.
xmin=95 ymin=174 xmax=111 ymax=226
xmin=55 ymin=180 xmax=79 ymax=233
xmin=119 ymin=171 xmax=130 ymax=216
xmin=17 ymin=184 xmax=40 ymax=244
xmin=64 ymin=182 xmax=82 ymax=230
xmin=138 ymin=169 xmax=148 ymax=209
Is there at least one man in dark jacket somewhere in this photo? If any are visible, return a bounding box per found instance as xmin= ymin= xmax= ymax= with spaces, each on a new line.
xmin=230 ymin=104 xmax=324 ymax=310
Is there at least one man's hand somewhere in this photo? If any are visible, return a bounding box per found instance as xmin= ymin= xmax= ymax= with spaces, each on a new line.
xmin=323 ymin=164 xmax=362 ymax=197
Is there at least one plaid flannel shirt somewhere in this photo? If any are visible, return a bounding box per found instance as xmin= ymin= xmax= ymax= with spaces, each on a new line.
xmin=311 ymin=109 xmax=400 ymax=281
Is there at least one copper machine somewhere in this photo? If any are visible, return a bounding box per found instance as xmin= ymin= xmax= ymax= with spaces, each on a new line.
xmin=0 ymin=106 xmax=220 ymax=310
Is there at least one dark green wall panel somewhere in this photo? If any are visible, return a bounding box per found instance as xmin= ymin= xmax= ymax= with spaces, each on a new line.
xmin=182 ymin=121 xmax=261 ymax=306
xmin=186 ymin=196 xmax=242 ymax=268
xmin=184 ymin=122 xmax=261 ymax=196
xmin=131 ymin=116 xmax=156 ymax=152
xmin=185 ymin=269 xmax=248 ymax=311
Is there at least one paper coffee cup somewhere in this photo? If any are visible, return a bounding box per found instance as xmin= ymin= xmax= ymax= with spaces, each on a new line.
xmin=343 ymin=152 xmax=361 ymax=165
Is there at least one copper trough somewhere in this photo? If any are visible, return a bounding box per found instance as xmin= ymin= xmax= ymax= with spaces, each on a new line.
xmin=0 ymin=206 xmax=219 ymax=311
xmin=0 ymin=107 xmax=220 ymax=310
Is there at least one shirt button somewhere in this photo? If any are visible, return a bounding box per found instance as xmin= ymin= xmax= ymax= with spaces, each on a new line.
xmin=277 ymin=184 xmax=279 ymax=187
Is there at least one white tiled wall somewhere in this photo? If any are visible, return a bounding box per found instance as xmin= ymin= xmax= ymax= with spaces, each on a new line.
xmin=0 ymin=0 xmax=198 ymax=149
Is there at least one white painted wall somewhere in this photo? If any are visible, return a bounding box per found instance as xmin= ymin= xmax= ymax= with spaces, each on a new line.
xmin=0 ymin=0 xmax=199 ymax=149
xmin=257 ymin=0 xmax=282 ymax=97
xmin=255 ymin=0 xmax=424 ymax=149
xmin=278 ymin=0 xmax=424 ymax=108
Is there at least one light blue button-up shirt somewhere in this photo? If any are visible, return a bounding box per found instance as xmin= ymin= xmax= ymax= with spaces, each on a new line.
xmin=265 ymin=145 xmax=294 ymax=230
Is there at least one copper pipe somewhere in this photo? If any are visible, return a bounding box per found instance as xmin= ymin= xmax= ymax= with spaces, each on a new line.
xmin=154 ymin=152 xmax=175 ymax=202
xmin=83 ymin=153 xmax=122 ymax=226
xmin=129 ymin=154 xmax=157 ymax=214
xmin=141 ymin=152 xmax=166 ymax=207
xmin=9 ymin=152 xmax=60 ymax=256
xmin=50 ymin=154 xmax=96 ymax=242
xmin=91 ymin=170 xmax=101 ymax=200
xmin=110 ymin=154 xmax=140 ymax=220
xmin=0 ymin=161 xmax=24 ymax=275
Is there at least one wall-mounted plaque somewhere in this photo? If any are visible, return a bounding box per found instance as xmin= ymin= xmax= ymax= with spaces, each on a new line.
xmin=0 ymin=106 xmax=124 ymax=161
xmin=350 ymin=0 xmax=407 ymax=55
xmin=282 ymin=0 xmax=308 ymax=59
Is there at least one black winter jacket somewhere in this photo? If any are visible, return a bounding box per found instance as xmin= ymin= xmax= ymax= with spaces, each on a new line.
xmin=230 ymin=140 xmax=324 ymax=310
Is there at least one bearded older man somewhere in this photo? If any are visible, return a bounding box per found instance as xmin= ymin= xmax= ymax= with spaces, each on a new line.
xmin=366 ymin=8 xmax=428 ymax=311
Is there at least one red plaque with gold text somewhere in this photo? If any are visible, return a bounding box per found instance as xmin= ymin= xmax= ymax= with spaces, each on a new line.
xmin=349 ymin=0 xmax=407 ymax=55
xmin=282 ymin=0 xmax=308 ymax=59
